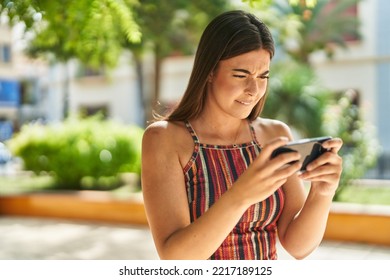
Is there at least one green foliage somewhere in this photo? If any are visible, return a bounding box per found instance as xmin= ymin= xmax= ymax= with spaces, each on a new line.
xmin=242 ymin=0 xmax=317 ymax=8
xmin=263 ymin=61 xmax=380 ymax=200
xmin=254 ymin=0 xmax=377 ymax=199
xmin=323 ymin=92 xmax=380 ymax=200
xmin=0 ymin=0 xmax=40 ymax=29
xmin=127 ymin=0 xmax=231 ymax=122
xmin=7 ymin=116 xmax=144 ymax=190
xmin=272 ymin=0 xmax=362 ymax=63
xmin=130 ymin=0 xmax=230 ymax=58
xmin=335 ymin=185 xmax=390 ymax=206
xmin=263 ymin=60 xmax=330 ymax=137
xmin=0 ymin=0 xmax=141 ymax=69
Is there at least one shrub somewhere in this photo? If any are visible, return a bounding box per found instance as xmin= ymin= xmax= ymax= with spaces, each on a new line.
xmin=264 ymin=61 xmax=330 ymax=137
xmin=323 ymin=91 xmax=380 ymax=200
xmin=264 ymin=60 xmax=380 ymax=200
xmin=7 ymin=115 xmax=143 ymax=190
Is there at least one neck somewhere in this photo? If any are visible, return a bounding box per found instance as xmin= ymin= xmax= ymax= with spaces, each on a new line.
xmin=197 ymin=106 xmax=242 ymax=128
xmin=193 ymin=114 xmax=246 ymax=145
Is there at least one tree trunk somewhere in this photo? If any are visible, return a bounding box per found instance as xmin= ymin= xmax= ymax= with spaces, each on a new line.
xmin=151 ymin=45 xmax=163 ymax=121
xmin=63 ymin=62 xmax=70 ymax=119
xmin=134 ymin=55 xmax=146 ymax=127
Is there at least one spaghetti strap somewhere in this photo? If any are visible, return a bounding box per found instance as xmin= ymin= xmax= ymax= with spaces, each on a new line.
xmin=248 ymin=121 xmax=262 ymax=148
xmin=185 ymin=121 xmax=200 ymax=144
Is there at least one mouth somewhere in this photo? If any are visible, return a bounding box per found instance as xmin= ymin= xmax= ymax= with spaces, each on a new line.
xmin=236 ymin=100 xmax=253 ymax=106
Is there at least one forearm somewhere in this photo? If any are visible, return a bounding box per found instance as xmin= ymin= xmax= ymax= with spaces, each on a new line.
xmin=157 ymin=187 xmax=248 ymax=259
xmin=279 ymin=188 xmax=334 ymax=259
xmin=279 ymin=137 xmax=343 ymax=259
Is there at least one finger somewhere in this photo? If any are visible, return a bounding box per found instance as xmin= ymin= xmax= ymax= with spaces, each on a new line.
xmin=273 ymin=178 xmax=288 ymax=189
xmin=274 ymin=160 xmax=302 ymax=178
xmin=321 ymin=138 xmax=343 ymax=153
xmin=300 ymin=173 xmax=340 ymax=184
xmin=299 ymin=165 xmax=341 ymax=181
xmin=266 ymin=151 xmax=301 ymax=174
xmin=306 ymin=152 xmax=342 ymax=172
xmin=261 ymin=137 xmax=290 ymax=158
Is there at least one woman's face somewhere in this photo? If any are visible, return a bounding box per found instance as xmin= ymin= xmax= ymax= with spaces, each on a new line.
xmin=206 ymin=49 xmax=271 ymax=119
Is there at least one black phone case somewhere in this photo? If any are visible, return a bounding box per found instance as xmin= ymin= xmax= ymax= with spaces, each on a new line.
xmin=271 ymin=136 xmax=332 ymax=171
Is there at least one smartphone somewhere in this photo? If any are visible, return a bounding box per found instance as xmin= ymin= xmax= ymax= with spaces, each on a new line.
xmin=271 ymin=136 xmax=332 ymax=171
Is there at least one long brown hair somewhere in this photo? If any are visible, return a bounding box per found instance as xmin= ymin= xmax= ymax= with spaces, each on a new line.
xmin=164 ymin=10 xmax=275 ymax=122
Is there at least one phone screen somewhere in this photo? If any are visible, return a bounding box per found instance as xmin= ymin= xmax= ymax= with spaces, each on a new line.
xmin=271 ymin=136 xmax=332 ymax=171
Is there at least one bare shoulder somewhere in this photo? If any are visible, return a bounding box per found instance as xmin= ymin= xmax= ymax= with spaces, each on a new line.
xmin=143 ymin=120 xmax=187 ymax=145
xmin=143 ymin=120 xmax=173 ymax=138
xmin=251 ymin=117 xmax=293 ymax=144
xmin=142 ymin=120 xmax=194 ymax=167
xmin=142 ymin=121 xmax=183 ymax=177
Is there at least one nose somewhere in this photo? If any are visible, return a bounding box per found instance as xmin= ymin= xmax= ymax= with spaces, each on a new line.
xmin=245 ymin=78 xmax=257 ymax=96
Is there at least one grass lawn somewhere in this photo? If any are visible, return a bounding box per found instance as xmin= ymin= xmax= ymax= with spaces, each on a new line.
xmin=0 ymin=174 xmax=56 ymax=194
xmin=336 ymin=184 xmax=390 ymax=206
xmin=1 ymin=175 xmax=390 ymax=206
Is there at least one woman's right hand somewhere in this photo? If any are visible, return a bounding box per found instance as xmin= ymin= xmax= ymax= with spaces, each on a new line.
xmin=231 ymin=137 xmax=302 ymax=206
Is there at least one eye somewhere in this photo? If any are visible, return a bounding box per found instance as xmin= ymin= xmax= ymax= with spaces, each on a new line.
xmin=258 ymin=75 xmax=269 ymax=80
xmin=233 ymin=75 xmax=246 ymax=78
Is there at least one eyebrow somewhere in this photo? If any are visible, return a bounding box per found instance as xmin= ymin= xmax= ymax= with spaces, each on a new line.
xmin=232 ymin=68 xmax=270 ymax=76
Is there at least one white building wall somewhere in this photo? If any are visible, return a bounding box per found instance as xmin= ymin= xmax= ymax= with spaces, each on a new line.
xmin=70 ymin=71 xmax=139 ymax=124
xmin=310 ymin=0 xmax=378 ymax=125
xmin=159 ymin=56 xmax=193 ymax=104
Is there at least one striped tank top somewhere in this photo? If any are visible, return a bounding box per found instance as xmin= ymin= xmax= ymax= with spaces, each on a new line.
xmin=183 ymin=120 xmax=285 ymax=260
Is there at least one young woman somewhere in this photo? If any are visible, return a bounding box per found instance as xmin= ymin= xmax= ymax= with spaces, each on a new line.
xmin=141 ymin=10 xmax=343 ymax=260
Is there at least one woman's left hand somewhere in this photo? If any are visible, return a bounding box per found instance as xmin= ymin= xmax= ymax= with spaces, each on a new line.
xmin=298 ymin=138 xmax=343 ymax=196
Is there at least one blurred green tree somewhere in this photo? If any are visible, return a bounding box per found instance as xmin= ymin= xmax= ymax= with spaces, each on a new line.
xmin=249 ymin=0 xmax=378 ymax=193
xmin=0 ymin=0 xmax=140 ymax=67
xmin=323 ymin=91 xmax=380 ymax=199
xmin=125 ymin=0 xmax=231 ymax=124
xmin=244 ymin=0 xmax=318 ymax=7
xmin=248 ymin=0 xmax=361 ymax=64
xmin=272 ymin=0 xmax=362 ymax=64
xmin=0 ymin=0 xmax=230 ymax=124
xmin=253 ymin=0 xmax=361 ymax=137
xmin=0 ymin=0 xmax=141 ymax=118
xmin=263 ymin=60 xmax=330 ymax=138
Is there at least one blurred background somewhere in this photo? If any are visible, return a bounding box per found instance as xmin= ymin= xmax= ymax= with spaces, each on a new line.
xmin=0 ymin=0 xmax=389 ymax=260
